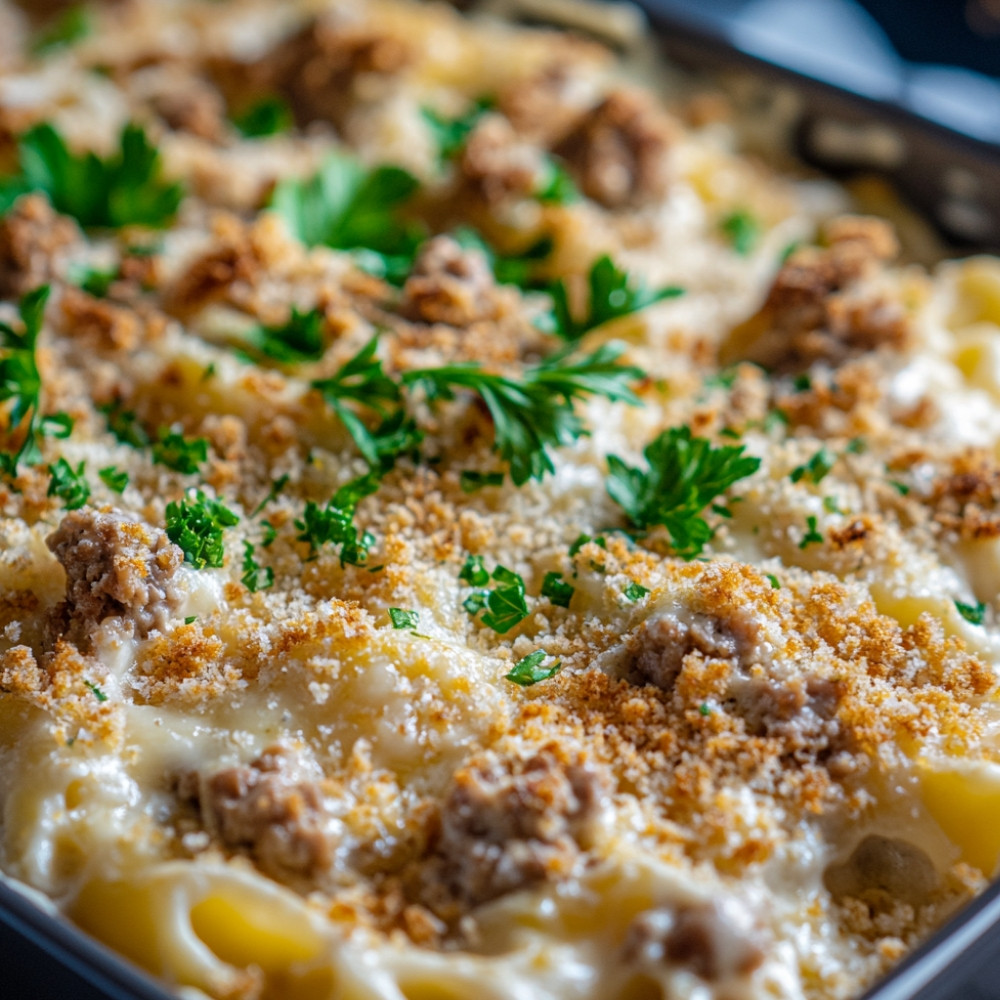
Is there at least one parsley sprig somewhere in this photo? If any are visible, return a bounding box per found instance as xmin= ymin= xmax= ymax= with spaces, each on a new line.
xmin=270 ymin=153 xmax=424 ymax=284
xmin=0 ymin=285 xmax=50 ymax=475
xmin=249 ymin=308 xmax=326 ymax=364
xmin=165 ymin=491 xmax=239 ymax=569
xmin=607 ymin=427 xmax=760 ymax=559
xmin=422 ymin=98 xmax=493 ymax=162
xmin=505 ymin=649 xmax=561 ymax=687
xmin=48 ymin=457 xmax=89 ymax=509
xmin=295 ymin=473 xmax=379 ymax=566
xmin=543 ymin=255 xmax=683 ymax=342
xmin=403 ymin=343 xmax=642 ymax=485
xmin=0 ymin=123 xmax=183 ymax=228
xmin=463 ymin=564 xmax=530 ymax=633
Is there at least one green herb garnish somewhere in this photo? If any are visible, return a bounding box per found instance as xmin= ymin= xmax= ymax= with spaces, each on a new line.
xmin=249 ymin=307 xmax=326 ymax=364
xmin=799 ymin=515 xmax=823 ymax=549
xmin=253 ymin=475 xmax=289 ymax=516
xmin=102 ymin=403 xmax=149 ymax=449
xmin=543 ymin=255 xmax=683 ymax=342
xmin=403 ymin=343 xmax=642 ymax=485
xmin=151 ymin=429 xmax=208 ymax=474
xmin=766 ymin=573 xmax=781 ymax=589
xmin=720 ymin=209 xmax=760 ymax=256
xmin=32 ymin=4 xmax=92 ymax=55
xmin=233 ymin=96 xmax=293 ymax=138
xmin=463 ymin=564 xmax=529 ymax=633
xmin=47 ymin=457 xmax=89 ymax=509
xmin=541 ymin=571 xmax=574 ymax=608
xmin=606 ymin=426 xmax=760 ymax=559
xmin=241 ymin=540 xmax=274 ymax=593
xmin=623 ymin=581 xmax=649 ymax=602
xmin=165 ymin=490 xmax=239 ymax=569
xmin=535 ymin=158 xmax=578 ymax=205
xmin=459 ymin=554 xmax=489 ymax=587
xmin=790 ymin=447 xmax=835 ymax=485
xmin=84 ymin=680 xmax=108 ymax=703
xmin=505 ymin=650 xmax=561 ymax=687
xmin=98 ymin=465 xmax=129 ymax=493
xmin=2 ymin=123 xmax=183 ymax=228
xmin=460 ymin=470 xmax=505 ymax=493
xmin=422 ymin=98 xmax=492 ymax=162
xmin=389 ymin=608 xmax=420 ymax=630
xmin=295 ymin=473 xmax=378 ymax=566
xmin=955 ymin=600 xmax=987 ymax=626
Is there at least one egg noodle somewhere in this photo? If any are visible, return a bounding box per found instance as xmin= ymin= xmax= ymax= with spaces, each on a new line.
xmin=1 ymin=2 xmax=1000 ymax=999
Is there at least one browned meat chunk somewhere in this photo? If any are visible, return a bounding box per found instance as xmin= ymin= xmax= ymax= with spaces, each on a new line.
xmin=824 ymin=834 xmax=939 ymax=907
xmin=258 ymin=18 xmax=410 ymax=130
xmin=460 ymin=114 xmax=547 ymax=204
xmin=623 ymin=898 xmax=766 ymax=980
xmin=554 ymin=89 xmax=676 ymax=209
xmin=625 ymin=608 xmax=763 ymax=692
xmin=401 ymin=235 xmax=501 ymax=326
xmin=429 ymin=748 xmax=610 ymax=909
xmin=47 ymin=509 xmax=182 ymax=644
xmin=0 ymin=194 xmax=79 ymax=299
xmin=197 ymin=746 xmax=333 ymax=878
xmin=930 ymin=448 xmax=1000 ymax=540
xmin=723 ymin=215 xmax=908 ymax=371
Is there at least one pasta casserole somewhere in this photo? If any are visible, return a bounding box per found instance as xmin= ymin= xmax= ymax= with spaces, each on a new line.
xmin=1 ymin=2 xmax=1000 ymax=998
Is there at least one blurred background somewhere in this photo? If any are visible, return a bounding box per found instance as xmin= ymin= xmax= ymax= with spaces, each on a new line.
xmin=654 ymin=0 xmax=1000 ymax=142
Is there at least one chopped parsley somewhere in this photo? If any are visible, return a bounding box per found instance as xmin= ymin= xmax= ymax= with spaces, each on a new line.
xmin=464 ymin=564 xmax=529 ymax=634
xmin=799 ymin=515 xmax=824 ymax=549
xmin=47 ymin=457 xmax=89 ymax=509
xmin=0 ymin=285 xmax=49 ymax=475
xmin=845 ymin=437 xmax=867 ymax=455
xmin=459 ymin=554 xmax=489 ymax=587
xmin=698 ymin=702 xmax=711 ymax=717
xmin=0 ymin=122 xmax=183 ymax=228
xmin=541 ymin=572 xmax=574 ymax=608
xmin=766 ymin=573 xmax=781 ymax=589
xmin=790 ymin=447 xmax=835 ymax=485
xmin=270 ymin=153 xmax=424 ymax=284
xmin=84 ymin=680 xmax=108 ymax=703
xmin=249 ymin=308 xmax=326 ymax=364
xmin=151 ymin=429 xmax=209 ymax=474
xmin=543 ymin=255 xmax=683 ymax=342
xmin=295 ymin=472 xmax=378 ymax=566
xmin=252 ymin=475 xmax=289 ymax=516
xmin=422 ymin=98 xmax=492 ymax=161
xmin=403 ymin=343 xmax=642 ymax=485
xmin=72 ymin=263 xmax=118 ymax=298
xmin=822 ymin=496 xmax=843 ymax=514
xmin=955 ymin=600 xmax=986 ymax=626
xmin=720 ymin=209 xmax=760 ymax=256
xmin=606 ymin=426 xmax=760 ymax=559
xmin=889 ymin=480 xmax=911 ymax=496
xmin=388 ymin=608 xmax=420 ymax=630
xmin=261 ymin=520 xmax=277 ymax=547
xmin=460 ymin=470 xmax=505 ymax=492
xmin=32 ymin=4 xmax=92 ymax=55
xmin=102 ymin=403 xmax=149 ymax=449
xmin=165 ymin=490 xmax=239 ymax=569
xmin=535 ymin=157 xmax=578 ymax=205
xmin=505 ymin=650 xmax=561 ymax=687
xmin=623 ymin=581 xmax=650 ymax=602
xmin=233 ymin=96 xmax=294 ymax=138
xmin=98 ymin=465 xmax=129 ymax=493
xmin=569 ymin=533 xmax=605 ymax=557
xmin=241 ymin=541 xmax=274 ymax=593
xmin=183 ymin=616 xmax=197 ymax=625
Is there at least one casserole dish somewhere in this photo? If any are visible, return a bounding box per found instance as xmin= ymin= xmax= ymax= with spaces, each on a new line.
xmin=1 ymin=1 xmax=1000 ymax=999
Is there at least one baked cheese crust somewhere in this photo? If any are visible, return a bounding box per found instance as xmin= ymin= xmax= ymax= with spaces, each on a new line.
xmin=0 ymin=2 xmax=999 ymax=999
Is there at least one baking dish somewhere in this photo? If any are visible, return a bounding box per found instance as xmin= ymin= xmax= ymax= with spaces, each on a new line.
xmin=2 ymin=2 xmax=1000 ymax=998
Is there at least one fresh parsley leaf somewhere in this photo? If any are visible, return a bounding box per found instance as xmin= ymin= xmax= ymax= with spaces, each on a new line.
xmin=253 ymin=475 xmax=289 ymax=516
xmin=183 ymin=615 xmax=197 ymax=625
xmin=403 ymin=343 xmax=642 ymax=485
xmin=71 ymin=263 xmax=118 ymax=298
xmin=606 ymin=426 xmax=760 ymax=559
xmin=389 ymin=608 xmax=419 ymax=630
xmin=790 ymin=447 xmax=835 ymax=485
xmin=295 ymin=473 xmax=378 ymax=565
xmin=241 ymin=540 xmax=274 ymax=593
xmin=40 ymin=412 xmax=73 ymax=439
xmin=47 ymin=457 xmax=89 ymax=509
xmin=84 ymin=680 xmax=108 ymax=703
xmin=261 ymin=520 xmax=277 ymax=547
xmin=569 ymin=533 xmax=605 ymax=557
xmin=720 ymin=209 xmax=760 ymax=256
xmin=505 ymin=650 xmax=561 ymax=687
xmin=312 ymin=336 xmax=400 ymax=411
xmin=535 ymin=157 xmax=578 ymax=205
xmin=543 ymin=255 xmax=683 ymax=342
xmin=32 ymin=4 xmax=92 ymax=55
xmin=462 ymin=590 xmax=488 ymax=615
xmin=845 ymin=437 xmax=867 ymax=455
xmin=422 ymin=98 xmax=492 ymax=162
xmin=103 ymin=403 xmax=149 ymax=449
xmin=541 ymin=571 xmax=574 ymax=608
xmin=233 ymin=96 xmax=293 ymax=138
xmin=477 ymin=565 xmax=529 ymax=634
xmin=766 ymin=573 xmax=781 ymax=589
xmin=270 ymin=153 xmax=424 ymax=282
xmin=151 ymin=429 xmax=208 ymax=474
xmin=459 ymin=554 xmax=489 ymax=587
xmin=698 ymin=702 xmax=711 ymax=717
xmin=249 ymin=308 xmax=326 ymax=364
xmin=8 ymin=122 xmax=183 ymax=228
xmin=798 ymin=515 xmax=823 ymax=550
xmin=623 ymin=581 xmax=649 ymax=602
xmin=955 ymin=600 xmax=986 ymax=626
xmin=0 ymin=285 xmax=49 ymax=475
xmin=460 ymin=470 xmax=505 ymax=493
xmin=98 ymin=465 xmax=128 ymax=493
xmin=889 ymin=480 xmax=910 ymax=496
xmin=165 ymin=490 xmax=239 ymax=569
